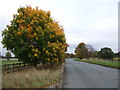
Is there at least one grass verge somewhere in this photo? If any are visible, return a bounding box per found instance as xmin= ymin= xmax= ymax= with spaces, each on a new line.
xmin=75 ymin=58 xmax=120 ymax=69
xmin=2 ymin=65 xmax=63 ymax=88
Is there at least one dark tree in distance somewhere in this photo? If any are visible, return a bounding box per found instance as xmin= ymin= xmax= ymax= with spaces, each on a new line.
xmin=65 ymin=53 xmax=70 ymax=58
xmin=98 ymin=47 xmax=115 ymax=60
xmin=6 ymin=52 xmax=11 ymax=61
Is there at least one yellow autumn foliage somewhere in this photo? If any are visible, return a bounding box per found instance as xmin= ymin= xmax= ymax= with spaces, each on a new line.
xmin=2 ymin=6 xmax=67 ymax=66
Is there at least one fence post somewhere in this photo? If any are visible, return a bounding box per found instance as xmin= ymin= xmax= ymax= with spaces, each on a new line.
xmin=7 ymin=64 xmax=10 ymax=73
xmin=19 ymin=63 xmax=21 ymax=70
xmin=13 ymin=63 xmax=14 ymax=72
xmin=24 ymin=63 xmax=26 ymax=69
xmin=19 ymin=63 xmax=20 ymax=67
xmin=4 ymin=64 xmax=6 ymax=71
xmin=3 ymin=64 xmax=6 ymax=73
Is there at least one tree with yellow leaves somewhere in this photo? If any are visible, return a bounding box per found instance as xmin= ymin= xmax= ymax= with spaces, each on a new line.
xmin=2 ymin=6 xmax=67 ymax=67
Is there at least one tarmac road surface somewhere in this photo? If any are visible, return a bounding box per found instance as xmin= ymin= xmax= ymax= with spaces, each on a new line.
xmin=62 ymin=59 xmax=118 ymax=88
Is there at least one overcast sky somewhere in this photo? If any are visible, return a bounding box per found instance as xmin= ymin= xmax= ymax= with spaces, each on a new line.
xmin=0 ymin=0 xmax=119 ymax=56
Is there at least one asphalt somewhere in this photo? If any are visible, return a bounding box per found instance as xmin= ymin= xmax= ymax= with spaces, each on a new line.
xmin=62 ymin=59 xmax=118 ymax=88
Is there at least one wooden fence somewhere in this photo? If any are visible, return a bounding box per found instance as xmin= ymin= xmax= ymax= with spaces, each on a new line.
xmin=2 ymin=62 xmax=30 ymax=73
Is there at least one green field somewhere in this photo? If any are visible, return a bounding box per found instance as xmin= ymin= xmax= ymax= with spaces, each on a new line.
xmin=75 ymin=58 xmax=120 ymax=69
xmin=0 ymin=59 xmax=22 ymax=70
xmin=1 ymin=58 xmax=22 ymax=65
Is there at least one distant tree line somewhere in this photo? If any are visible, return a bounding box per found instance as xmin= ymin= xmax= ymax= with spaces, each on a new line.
xmin=65 ymin=53 xmax=75 ymax=58
xmin=65 ymin=42 xmax=120 ymax=60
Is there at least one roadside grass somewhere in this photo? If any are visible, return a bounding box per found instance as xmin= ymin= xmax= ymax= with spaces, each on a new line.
xmin=113 ymin=57 xmax=120 ymax=61
xmin=2 ymin=65 xmax=63 ymax=88
xmin=75 ymin=58 xmax=120 ymax=69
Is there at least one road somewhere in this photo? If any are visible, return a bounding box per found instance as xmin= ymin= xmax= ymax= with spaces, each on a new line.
xmin=62 ymin=59 xmax=118 ymax=88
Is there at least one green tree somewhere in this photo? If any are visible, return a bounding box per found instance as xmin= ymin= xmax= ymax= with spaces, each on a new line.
xmin=75 ymin=43 xmax=88 ymax=59
xmin=65 ymin=53 xmax=70 ymax=58
xmin=98 ymin=47 xmax=115 ymax=60
xmin=70 ymin=53 xmax=75 ymax=58
xmin=6 ymin=52 xmax=11 ymax=61
xmin=2 ymin=6 xmax=67 ymax=67
xmin=92 ymin=51 xmax=98 ymax=58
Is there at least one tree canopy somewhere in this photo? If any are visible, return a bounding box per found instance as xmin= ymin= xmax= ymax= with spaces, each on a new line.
xmin=75 ymin=43 xmax=96 ymax=59
xmin=2 ymin=6 xmax=67 ymax=66
xmin=75 ymin=43 xmax=88 ymax=59
xmin=98 ymin=47 xmax=115 ymax=60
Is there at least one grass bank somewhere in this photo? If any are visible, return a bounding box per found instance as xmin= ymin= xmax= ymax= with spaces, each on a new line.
xmin=75 ymin=58 xmax=120 ymax=69
xmin=2 ymin=65 xmax=64 ymax=88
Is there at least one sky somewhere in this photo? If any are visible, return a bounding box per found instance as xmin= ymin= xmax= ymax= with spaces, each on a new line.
xmin=0 ymin=0 xmax=119 ymax=56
